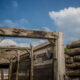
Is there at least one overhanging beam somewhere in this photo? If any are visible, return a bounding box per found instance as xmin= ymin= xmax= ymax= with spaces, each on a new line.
xmin=0 ymin=27 xmax=58 ymax=39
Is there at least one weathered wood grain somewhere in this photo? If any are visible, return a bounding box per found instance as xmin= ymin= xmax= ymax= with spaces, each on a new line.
xmin=65 ymin=57 xmax=74 ymax=64
xmin=74 ymin=56 xmax=80 ymax=62
xmin=67 ymin=40 xmax=80 ymax=49
xmin=66 ymin=70 xmax=80 ymax=77
xmin=65 ymin=48 xmax=80 ymax=56
xmin=0 ymin=27 xmax=58 ymax=39
xmin=66 ymin=63 xmax=80 ymax=69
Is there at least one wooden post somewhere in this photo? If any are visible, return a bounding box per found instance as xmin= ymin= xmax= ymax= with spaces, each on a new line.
xmin=30 ymin=44 xmax=34 ymax=80
xmin=16 ymin=51 xmax=20 ymax=80
xmin=53 ymin=38 xmax=58 ymax=80
xmin=1 ymin=69 xmax=4 ymax=80
xmin=9 ymin=59 xmax=13 ymax=80
xmin=54 ymin=32 xmax=65 ymax=80
xmin=57 ymin=32 xmax=65 ymax=80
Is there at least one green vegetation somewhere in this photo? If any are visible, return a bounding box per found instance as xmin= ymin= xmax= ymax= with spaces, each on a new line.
xmin=64 ymin=48 xmax=68 ymax=52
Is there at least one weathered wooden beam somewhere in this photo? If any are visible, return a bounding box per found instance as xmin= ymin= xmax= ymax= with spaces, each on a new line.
xmin=66 ymin=63 xmax=80 ymax=69
xmin=65 ymin=57 xmax=74 ymax=64
xmin=33 ymin=42 xmax=51 ymax=51
xmin=34 ymin=47 xmax=51 ymax=55
xmin=57 ymin=32 xmax=65 ymax=80
xmin=0 ymin=27 xmax=58 ymax=39
xmin=67 ymin=40 xmax=80 ymax=49
xmin=74 ymin=56 xmax=80 ymax=62
xmin=54 ymin=32 xmax=65 ymax=80
xmin=66 ymin=70 xmax=80 ymax=77
xmin=65 ymin=48 xmax=80 ymax=56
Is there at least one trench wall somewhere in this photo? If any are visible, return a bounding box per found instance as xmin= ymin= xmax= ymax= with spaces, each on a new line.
xmin=65 ymin=40 xmax=80 ymax=80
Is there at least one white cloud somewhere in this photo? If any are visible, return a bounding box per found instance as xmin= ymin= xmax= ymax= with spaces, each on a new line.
xmin=0 ymin=39 xmax=29 ymax=47
xmin=0 ymin=39 xmax=17 ymax=46
xmin=42 ymin=27 xmax=51 ymax=32
xmin=49 ymin=7 xmax=80 ymax=43
xmin=12 ymin=1 xmax=18 ymax=8
xmin=1 ymin=18 xmax=28 ymax=29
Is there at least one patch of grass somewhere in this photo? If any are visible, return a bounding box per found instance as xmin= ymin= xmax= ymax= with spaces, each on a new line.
xmin=64 ymin=48 xmax=68 ymax=51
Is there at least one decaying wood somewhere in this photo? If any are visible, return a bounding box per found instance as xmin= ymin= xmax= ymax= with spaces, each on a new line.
xmin=66 ymin=70 xmax=80 ymax=77
xmin=74 ymin=56 xmax=80 ymax=62
xmin=65 ymin=40 xmax=80 ymax=80
xmin=66 ymin=63 xmax=80 ymax=69
xmin=67 ymin=40 xmax=80 ymax=49
xmin=33 ymin=42 xmax=52 ymax=51
xmin=65 ymin=55 xmax=80 ymax=64
xmin=9 ymin=59 xmax=13 ymax=80
xmin=54 ymin=32 xmax=65 ymax=80
xmin=48 ymin=39 xmax=55 ymax=46
xmin=0 ymin=27 xmax=58 ymax=39
xmin=58 ymin=32 xmax=65 ymax=80
xmin=66 ymin=48 xmax=80 ymax=56
xmin=65 ymin=57 xmax=74 ymax=64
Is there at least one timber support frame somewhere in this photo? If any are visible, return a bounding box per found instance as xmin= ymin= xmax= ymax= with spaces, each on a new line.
xmin=0 ymin=27 xmax=65 ymax=80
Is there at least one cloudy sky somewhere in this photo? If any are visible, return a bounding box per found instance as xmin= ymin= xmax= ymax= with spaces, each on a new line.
xmin=0 ymin=0 xmax=80 ymax=47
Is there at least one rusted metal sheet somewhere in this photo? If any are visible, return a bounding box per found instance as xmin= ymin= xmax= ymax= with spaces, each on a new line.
xmin=0 ymin=27 xmax=58 ymax=39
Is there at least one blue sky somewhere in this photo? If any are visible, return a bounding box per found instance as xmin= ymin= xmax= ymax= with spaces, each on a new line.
xmin=0 ymin=0 xmax=80 ymax=47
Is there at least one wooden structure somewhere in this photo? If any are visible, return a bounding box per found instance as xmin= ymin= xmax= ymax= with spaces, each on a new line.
xmin=65 ymin=40 xmax=80 ymax=80
xmin=0 ymin=27 xmax=65 ymax=80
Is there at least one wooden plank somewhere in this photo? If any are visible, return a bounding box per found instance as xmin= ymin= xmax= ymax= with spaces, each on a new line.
xmin=33 ymin=42 xmax=51 ymax=51
xmin=66 ymin=48 xmax=80 ymax=56
xmin=66 ymin=63 xmax=80 ymax=69
xmin=57 ymin=32 xmax=65 ymax=80
xmin=67 ymin=40 xmax=80 ymax=49
xmin=16 ymin=51 xmax=20 ymax=80
xmin=0 ymin=27 xmax=58 ymax=39
xmin=9 ymin=59 xmax=13 ymax=80
xmin=66 ymin=70 xmax=80 ymax=77
xmin=74 ymin=56 xmax=80 ymax=62
xmin=30 ymin=44 xmax=33 ymax=80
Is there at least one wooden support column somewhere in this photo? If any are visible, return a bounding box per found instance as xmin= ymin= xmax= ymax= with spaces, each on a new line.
xmin=54 ymin=32 xmax=65 ymax=80
xmin=30 ymin=44 xmax=34 ymax=80
xmin=16 ymin=51 xmax=20 ymax=80
xmin=9 ymin=59 xmax=13 ymax=80
xmin=57 ymin=32 xmax=65 ymax=80
xmin=53 ymin=38 xmax=58 ymax=80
